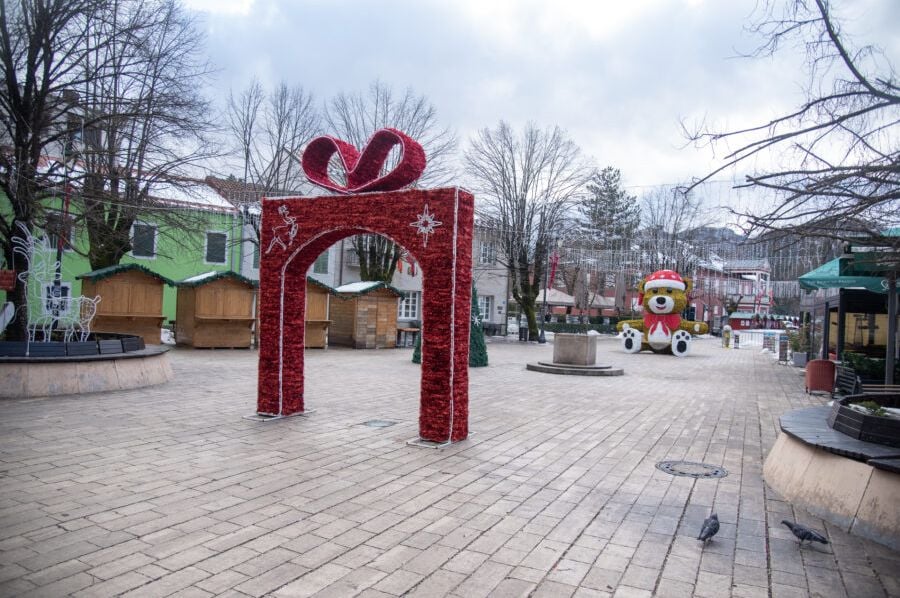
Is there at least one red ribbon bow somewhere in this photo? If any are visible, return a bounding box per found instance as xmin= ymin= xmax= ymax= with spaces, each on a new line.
xmin=301 ymin=128 xmax=426 ymax=194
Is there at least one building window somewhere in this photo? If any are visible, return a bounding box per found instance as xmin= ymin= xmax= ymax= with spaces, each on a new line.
xmin=313 ymin=251 xmax=329 ymax=274
xmin=132 ymin=222 xmax=157 ymax=258
xmin=479 ymin=242 xmax=495 ymax=264
xmin=42 ymin=282 xmax=72 ymax=316
xmin=478 ymin=295 xmax=493 ymax=322
xmin=205 ymin=231 xmax=227 ymax=264
xmin=252 ymin=243 xmax=260 ymax=269
xmin=398 ymin=291 xmax=420 ymax=320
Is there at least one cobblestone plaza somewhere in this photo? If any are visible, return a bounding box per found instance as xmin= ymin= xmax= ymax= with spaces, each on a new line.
xmin=1 ymin=338 xmax=898 ymax=597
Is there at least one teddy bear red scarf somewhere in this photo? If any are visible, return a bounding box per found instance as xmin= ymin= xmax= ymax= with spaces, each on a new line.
xmin=644 ymin=313 xmax=681 ymax=334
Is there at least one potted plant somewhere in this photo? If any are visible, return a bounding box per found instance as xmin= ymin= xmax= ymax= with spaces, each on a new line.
xmin=789 ymin=325 xmax=809 ymax=367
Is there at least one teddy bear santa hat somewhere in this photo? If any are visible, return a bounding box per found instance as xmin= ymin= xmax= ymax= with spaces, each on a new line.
xmin=639 ymin=269 xmax=685 ymax=302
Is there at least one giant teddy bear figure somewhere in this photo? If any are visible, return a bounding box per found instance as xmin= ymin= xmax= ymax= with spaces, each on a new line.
xmin=616 ymin=269 xmax=709 ymax=357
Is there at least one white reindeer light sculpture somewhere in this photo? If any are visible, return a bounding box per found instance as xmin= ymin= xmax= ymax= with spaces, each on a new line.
xmin=11 ymin=222 xmax=100 ymax=345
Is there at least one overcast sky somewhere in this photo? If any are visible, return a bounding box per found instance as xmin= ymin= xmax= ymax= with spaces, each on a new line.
xmin=186 ymin=0 xmax=898 ymax=217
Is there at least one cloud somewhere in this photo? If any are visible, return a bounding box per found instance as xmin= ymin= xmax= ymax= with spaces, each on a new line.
xmin=196 ymin=0 xmax=892 ymax=211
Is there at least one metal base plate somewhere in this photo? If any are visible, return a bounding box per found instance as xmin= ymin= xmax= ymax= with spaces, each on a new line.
xmin=406 ymin=434 xmax=471 ymax=449
xmin=243 ymin=409 xmax=316 ymax=422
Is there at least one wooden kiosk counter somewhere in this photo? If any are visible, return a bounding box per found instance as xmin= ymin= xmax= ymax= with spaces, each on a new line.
xmin=304 ymin=278 xmax=334 ymax=349
xmin=77 ymin=264 xmax=173 ymax=344
xmin=175 ymin=271 xmax=258 ymax=348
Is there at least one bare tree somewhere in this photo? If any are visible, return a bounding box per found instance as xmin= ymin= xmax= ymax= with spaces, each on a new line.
xmin=228 ymin=79 xmax=263 ymax=186
xmin=324 ymin=80 xmax=457 ymax=281
xmin=466 ymin=121 xmax=591 ymax=340
xmin=224 ymin=79 xmax=320 ymax=249
xmin=687 ymin=0 xmax=899 ymax=247
xmin=76 ymin=0 xmax=218 ymax=270
xmin=640 ymin=185 xmax=711 ymax=273
xmin=228 ymin=79 xmax=318 ymax=195
xmin=556 ymin=249 xmax=604 ymax=323
xmin=0 ymin=0 xmax=110 ymax=340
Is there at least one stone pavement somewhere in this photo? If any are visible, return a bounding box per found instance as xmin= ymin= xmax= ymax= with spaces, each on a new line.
xmin=1 ymin=336 xmax=898 ymax=597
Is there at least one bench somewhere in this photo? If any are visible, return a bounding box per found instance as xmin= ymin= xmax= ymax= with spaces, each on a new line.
xmin=396 ymin=327 xmax=420 ymax=347
xmin=860 ymin=384 xmax=900 ymax=395
xmin=833 ymin=365 xmax=860 ymax=398
xmin=482 ymin=323 xmax=502 ymax=336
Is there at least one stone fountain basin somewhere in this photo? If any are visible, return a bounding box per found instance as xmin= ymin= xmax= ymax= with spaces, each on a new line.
xmin=0 ymin=334 xmax=172 ymax=399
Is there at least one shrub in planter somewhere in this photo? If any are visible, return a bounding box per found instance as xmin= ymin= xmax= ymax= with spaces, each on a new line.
xmin=844 ymin=352 xmax=900 ymax=382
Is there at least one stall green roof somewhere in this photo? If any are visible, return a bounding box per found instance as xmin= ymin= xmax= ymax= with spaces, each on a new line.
xmin=175 ymin=270 xmax=259 ymax=288
xmin=798 ymin=258 xmax=897 ymax=294
xmin=76 ymin=263 xmax=174 ymax=286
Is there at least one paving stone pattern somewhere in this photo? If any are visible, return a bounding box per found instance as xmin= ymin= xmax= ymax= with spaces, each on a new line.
xmin=1 ymin=337 xmax=898 ymax=597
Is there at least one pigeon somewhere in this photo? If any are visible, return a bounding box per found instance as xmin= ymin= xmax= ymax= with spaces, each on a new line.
xmin=781 ymin=520 xmax=829 ymax=546
xmin=698 ymin=513 xmax=719 ymax=543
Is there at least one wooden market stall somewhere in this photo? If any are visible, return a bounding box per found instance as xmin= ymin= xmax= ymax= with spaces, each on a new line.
xmin=77 ymin=264 xmax=173 ymax=344
xmin=175 ymin=271 xmax=257 ymax=348
xmin=330 ymin=281 xmax=401 ymax=349
xmin=304 ymin=278 xmax=334 ymax=348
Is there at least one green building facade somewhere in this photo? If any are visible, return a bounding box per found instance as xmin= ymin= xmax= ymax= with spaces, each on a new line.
xmin=2 ymin=189 xmax=242 ymax=326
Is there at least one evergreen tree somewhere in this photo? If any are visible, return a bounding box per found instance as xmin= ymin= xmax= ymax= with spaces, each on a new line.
xmin=412 ymin=285 xmax=489 ymax=367
xmin=469 ymin=286 xmax=488 ymax=367
xmin=578 ymin=167 xmax=641 ymax=248
xmin=412 ymin=330 xmax=421 ymax=364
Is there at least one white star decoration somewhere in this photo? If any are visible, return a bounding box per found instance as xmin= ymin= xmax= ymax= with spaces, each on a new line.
xmin=410 ymin=204 xmax=442 ymax=247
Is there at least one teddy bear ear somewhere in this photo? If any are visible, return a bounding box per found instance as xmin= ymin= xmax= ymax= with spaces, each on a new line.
xmin=683 ymin=277 xmax=693 ymax=294
xmin=637 ymin=279 xmax=645 ymax=293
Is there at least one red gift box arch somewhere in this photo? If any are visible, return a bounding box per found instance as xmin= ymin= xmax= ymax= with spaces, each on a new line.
xmin=257 ymin=187 xmax=474 ymax=442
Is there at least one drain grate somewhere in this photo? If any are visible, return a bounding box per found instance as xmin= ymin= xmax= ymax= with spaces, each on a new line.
xmin=656 ymin=460 xmax=728 ymax=479
xmin=361 ymin=419 xmax=397 ymax=428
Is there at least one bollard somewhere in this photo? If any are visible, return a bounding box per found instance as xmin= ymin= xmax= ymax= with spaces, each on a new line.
xmin=734 ymin=332 xmax=740 ymax=349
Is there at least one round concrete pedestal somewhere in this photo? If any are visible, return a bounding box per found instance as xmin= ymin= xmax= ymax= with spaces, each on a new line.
xmin=0 ymin=346 xmax=173 ymax=398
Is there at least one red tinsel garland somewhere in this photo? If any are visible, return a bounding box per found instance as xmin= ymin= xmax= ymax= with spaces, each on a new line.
xmin=257 ymin=188 xmax=473 ymax=442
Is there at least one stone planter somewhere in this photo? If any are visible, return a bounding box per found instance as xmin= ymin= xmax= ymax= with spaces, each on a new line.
xmin=828 ymin=394 xmax=900 ymax=448
xmin=553 ymin=333 xmax=597 ymax=366
xmin=792 ymin=351 xmax=808 ymax=367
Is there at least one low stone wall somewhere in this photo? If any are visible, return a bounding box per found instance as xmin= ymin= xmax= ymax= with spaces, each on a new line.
xmin=0 ymin=348 xmax=173 ymax=399
xmin=764 ymin=432 xmax=900 ymax=550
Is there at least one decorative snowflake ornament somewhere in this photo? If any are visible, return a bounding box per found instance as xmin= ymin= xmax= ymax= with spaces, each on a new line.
xmin=410 ymin=204 xmax=442 ymax=247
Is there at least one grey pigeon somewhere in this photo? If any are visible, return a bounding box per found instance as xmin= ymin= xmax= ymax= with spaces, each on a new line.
xmin=781 ymin=520 xmax=828 ymax=546
xmin=698 ymin=513 xmax=719 ymax=543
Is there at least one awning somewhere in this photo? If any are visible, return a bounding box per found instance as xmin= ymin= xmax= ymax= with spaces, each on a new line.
xmin=538 ymin=288 xmax=576 ymax=306
xmin=798 ymin=258 xmax=895 ymax=293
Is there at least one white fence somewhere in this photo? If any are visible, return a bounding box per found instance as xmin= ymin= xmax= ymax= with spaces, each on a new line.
xmin=735 ymin=329 xmax=787 ymax=348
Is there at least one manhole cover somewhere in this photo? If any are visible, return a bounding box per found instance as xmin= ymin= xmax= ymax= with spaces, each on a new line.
xmin=361 ymin=420 xmax=397 ymax=428
xmin=656 ymin=460 xmax=728 ymax=479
